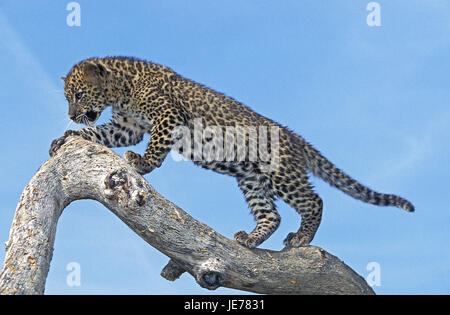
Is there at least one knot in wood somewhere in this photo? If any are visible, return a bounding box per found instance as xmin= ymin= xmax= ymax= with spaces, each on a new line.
xmin=200 ymin=272 xmax=223 ymax=289
xmin=105 ymin=169 xmax=128 ymax=190
xmin=132 ymin=190 xmax=147 ymax=207
xmin=194 ymin=258 xmax=226 ymax=290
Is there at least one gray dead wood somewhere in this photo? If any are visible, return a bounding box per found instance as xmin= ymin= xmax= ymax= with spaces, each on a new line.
xmin=0 ymin=137 xmax=375 ymax=295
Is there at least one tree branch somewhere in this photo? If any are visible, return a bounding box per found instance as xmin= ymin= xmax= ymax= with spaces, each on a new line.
xmin=0 ymin=137 xmax=375 ymax=295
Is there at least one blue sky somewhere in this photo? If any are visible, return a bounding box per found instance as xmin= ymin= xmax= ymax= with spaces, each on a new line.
xmin=0 ymin=1 xmax=449 ymax=294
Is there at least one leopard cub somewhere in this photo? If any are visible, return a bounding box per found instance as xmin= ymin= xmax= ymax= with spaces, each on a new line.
xmin=50 ymin=56 xmax=414 ymax=249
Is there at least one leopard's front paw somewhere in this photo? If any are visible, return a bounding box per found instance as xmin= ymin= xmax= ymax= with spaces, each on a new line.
xmin=234 ymin=231 xmax=259 ymax=249
xmin=49 ymin=135 xmax=68 ymax=157
xmin=124 ymin=151 xmax=154 ymax=175
xmin=49 ymin=130 xmax=81 ymax=157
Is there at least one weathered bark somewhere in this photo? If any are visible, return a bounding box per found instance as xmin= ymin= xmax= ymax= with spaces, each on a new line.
xmin=0 ymin=137 xmax=375 ymax=295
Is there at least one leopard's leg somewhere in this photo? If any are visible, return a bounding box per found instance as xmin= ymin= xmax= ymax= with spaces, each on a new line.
xmin=124 ymin=132 xmax=172 ymax=175
xmin=124 ymin=110 xmax=186 ymax=175
xmin=234 ymin=171 xmax=280 ymax=248
xmin=273 ymin=170 xmax=323 ymax=247
xmin=49 ymin=121 xmax=144 ymax=156
xmin=122 ymin=86 xmax=192 ymax=174
xmin=283 ymin=191 xmax=323 ymax=248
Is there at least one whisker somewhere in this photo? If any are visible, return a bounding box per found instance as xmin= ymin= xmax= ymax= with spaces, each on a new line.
xmin=75 ymin=114 xmax=84 ymax=124
xmin=63 ymin=120 xmax=74 ymax=132
xmin=82 ymin=115 xmax=91 ymax=127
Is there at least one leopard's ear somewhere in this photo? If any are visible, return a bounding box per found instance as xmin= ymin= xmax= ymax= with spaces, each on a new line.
xmin=83 ymin=61 xmax=109 ymax=85
xmin=61 ymin=77 xmax=66 ymax=82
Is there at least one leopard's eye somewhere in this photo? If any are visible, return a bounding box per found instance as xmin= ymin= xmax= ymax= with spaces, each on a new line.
xmin=75 ymin=92 xmax=83 ymax=100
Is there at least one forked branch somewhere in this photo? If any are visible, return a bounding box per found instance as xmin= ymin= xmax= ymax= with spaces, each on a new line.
xmin=0 ymin=137 xmax=374 ymax=295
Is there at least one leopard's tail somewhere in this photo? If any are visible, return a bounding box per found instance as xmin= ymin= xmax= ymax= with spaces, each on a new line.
xmin=300 ymin=141 xmax=414 ymax=212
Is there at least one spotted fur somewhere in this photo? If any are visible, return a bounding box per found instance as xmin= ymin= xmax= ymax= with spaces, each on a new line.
xmin=50 ymin=56 xmax=414 ymax=248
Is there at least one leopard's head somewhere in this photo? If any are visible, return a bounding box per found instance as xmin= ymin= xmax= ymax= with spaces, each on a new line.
xmin=62 ymin=60 xmax=112 ymax=125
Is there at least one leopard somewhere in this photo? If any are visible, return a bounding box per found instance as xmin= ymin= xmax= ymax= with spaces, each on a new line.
xmin=50 ymin=56 xmax=414 ymax=249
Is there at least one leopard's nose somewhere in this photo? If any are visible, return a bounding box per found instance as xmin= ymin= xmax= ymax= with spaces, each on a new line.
xmin=68 ymin=105 xmax=77 ymax=120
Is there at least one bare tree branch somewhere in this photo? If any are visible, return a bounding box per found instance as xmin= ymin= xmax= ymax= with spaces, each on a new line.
xmin=0 ymin=137 xmax=375 ymax=295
